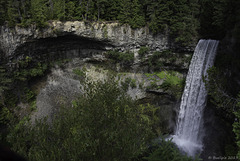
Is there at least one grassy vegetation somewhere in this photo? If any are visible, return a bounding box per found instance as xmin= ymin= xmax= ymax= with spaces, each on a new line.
xmin=145 ymin=71 xmax=185 ymax=99
xmin=73 ymin=68 xmax=85 ymax=77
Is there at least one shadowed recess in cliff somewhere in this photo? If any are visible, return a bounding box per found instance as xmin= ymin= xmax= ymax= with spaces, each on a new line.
xmin=10 ymin=35 xmax=113 ymax=61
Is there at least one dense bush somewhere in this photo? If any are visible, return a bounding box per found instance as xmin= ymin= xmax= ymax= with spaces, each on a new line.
xmin=105 ymin=50 xmax=134 ymax=65
xmin=145 ymin=138 xmax=201 ymax=161
xmin=232 ymin=94 xmax=240 ymax=158
xmin=6 ymin=78 xmax=154 ymax=161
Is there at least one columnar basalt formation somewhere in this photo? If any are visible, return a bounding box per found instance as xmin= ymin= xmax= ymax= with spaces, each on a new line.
xmin=0 ymin=21 xmax=173 ymax=60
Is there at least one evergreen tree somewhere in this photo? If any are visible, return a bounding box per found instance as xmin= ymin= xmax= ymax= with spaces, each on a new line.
xmin=129 ymin=0 xmax=145 ymax=29
xmin=30 ymin=0 xmax=47 ymax=27
xmin=168 ymin=0 xmax=199 ymax=45
xmin=0 ymin=0 xmax=8 ymax=25
xmin=86 ymin=0 xmax=97 ymax=21
xmin=46 ymin=0 xmax=54 ymax=20
xmin=146 ymin=0 xmax=199 ymax=45
xmin=19 ymin=0 xmax=31 ymax=26
xmin=147 ymin=0 xmax=172 ymax=33
xmin=0 ymin=66 xmax=12 ymax=105
xmin=65 ymin=0 xmax=76 ymax=20
xmin=96 ymin=0 xmax=108 ymax=21
xmin=52 ymin=0 xmax=65 ymax=20
xmin=117 ymin=0 xmax=132 ymax=24
xmin=103 ymin=0 xmax=121 ymax=21
xmin=74 ymin=0 xmax=86 ymax=20
xmin=7 ymin=0 xmax=19 ymax=26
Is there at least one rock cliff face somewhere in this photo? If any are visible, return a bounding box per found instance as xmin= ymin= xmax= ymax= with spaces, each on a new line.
xmin=0 ymin=21 xmax=173 ymax=60
xmin=0 ymin=21 xmax=193 ymax=134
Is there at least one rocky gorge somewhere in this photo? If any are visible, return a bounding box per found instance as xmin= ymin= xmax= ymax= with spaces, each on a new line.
xmin=0 ymin=20 xmax=239 ymax=160
xmin=0 ymin=21 xmax=194 ymax=135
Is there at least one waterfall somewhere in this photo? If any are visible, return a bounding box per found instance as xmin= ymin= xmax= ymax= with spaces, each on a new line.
xmin=172 ymin=39 xmax=219 ymax=156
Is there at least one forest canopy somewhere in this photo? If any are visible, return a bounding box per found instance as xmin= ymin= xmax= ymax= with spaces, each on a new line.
xmin=0 ymin=0 xmax=239 ymax=45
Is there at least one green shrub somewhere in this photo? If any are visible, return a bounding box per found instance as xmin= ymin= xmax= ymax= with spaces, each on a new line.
xmin=157 ymin=71 xmax=182 ymax=86
xmin=145 ymin=137 xmax=201 ymax=161
xmin=233 ymin=95 xmax=240 ymax=159
xmin=14 ymin=57 xmax=48 ymax=81
xmin=0 ymin=107 xmax=14 ymax=125
xmin=139 ymin=104 xmax=162 ymax=136
xmin=121 ymin=77 xmax=137 ymax=90
xmin=148 ymin=50 xmax=173 ymax=69
xmin=139 ymin=46 xmax=150 ymax=58
xmin=30 ymin=100 xmax=37 ymax=112
xmin=23 ymin=88 xmax=35 ymax=103
xmin=0 ymin=66 xmax=12 ymax=96
xmin=105 ymin=50 xmax=134 ymax=64
xmin=73 ymin=68 xmax=85 ymax=77
xmin=130 ymin=79 xmax=137 ymax=88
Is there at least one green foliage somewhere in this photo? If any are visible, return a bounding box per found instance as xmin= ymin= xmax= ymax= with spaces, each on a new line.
xmin=157 ymin=71 xmax=182 ymax=86
xmin=128 ymin=0 xmax=145 ymax=29
xmin=204 ymin=67 xmax=236 ymax=117
xmin=204 ymin=65 xmax=240 ymax=157
xmin=105 ymin=50 xmax=134 ymax=65
xmin=0 ymin=106 xmax=14 ymax=125
xmin=65 ymin=1 xmax=75 ymax=20
xmin=7 ymin=79 xmax=154 ymax=161
xmin=1 ymin=0 xmax=200 ymax=42
xmin=233 ymin=95 xmax=240 ymax=159
xmin=6 ymin=0 xmax=19 ymax=27
xmin=138 ymin=46 xmax=150 ymax=58
xmin=103 ymin=25 xmax=108 ymax=38
xmin=139 ymin=104 xmax=163 ymax=136
xmin=23 ymin=88 xmax=35 ymax=103
xmin=30 ymin=0 xmax=47 ymax=27
xmin=14 ymin=56 xmax=48 ymax=81
xmin=30 ymin=100 xmax=37 ymax=112
xmin=4 ymin=92 xmax=18 ymax=108
xmin=121 ymin=77 xmax=137 ymax=91
xmin=0 ymin=0 xmax=8 ymax=25
xmin=73 ymin=68 xmax=85 ymax=77
xmin=52 ymin=0 xmax=65 ymax=20
xmin=145 ymin=137 xmax=201 ymax=161
xmin=145 ymin=0 xmax=199 ymax=45
xmin=200 ymin=0 xmax=240 ymax=39
xmin=53 ymin=58 xmax=71 ymax=67
xmin=0 ymin=66 xmax=12 ymax=98
xmin=148 ymin=50 xmax=173 ymax=69
xmin=145 ymin=71 xmax=184 ymax=98
xmin=1 ymin=0 xmax=239 ymax=43
xmin=130 ymin=78 xmax=137 ymax=88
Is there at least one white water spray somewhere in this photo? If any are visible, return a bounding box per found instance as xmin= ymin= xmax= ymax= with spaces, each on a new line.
xmin=172 ymin=39 xmax=219 ymax=156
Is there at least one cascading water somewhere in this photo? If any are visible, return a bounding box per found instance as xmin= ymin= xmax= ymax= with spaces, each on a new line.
xmin=172 ymin=39 xmax=219 ymax=156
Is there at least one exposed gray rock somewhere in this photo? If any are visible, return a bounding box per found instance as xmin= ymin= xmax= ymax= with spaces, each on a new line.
xmin=0 ymin=21 xmax=173 ymax=59
xmin=31 ymin=60 xmax=181 ymax=123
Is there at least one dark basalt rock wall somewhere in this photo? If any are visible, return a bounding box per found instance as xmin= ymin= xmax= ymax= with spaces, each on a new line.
xmin=0 ymin=21 xmax=195 ymax=63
